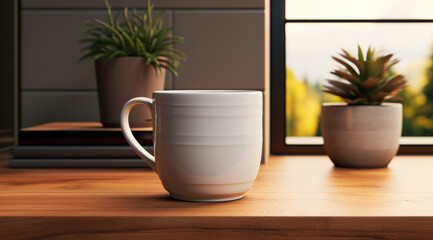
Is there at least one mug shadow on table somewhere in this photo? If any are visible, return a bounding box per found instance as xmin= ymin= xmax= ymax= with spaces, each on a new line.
xmin=114 ymin=193 xmax=237 ymax=210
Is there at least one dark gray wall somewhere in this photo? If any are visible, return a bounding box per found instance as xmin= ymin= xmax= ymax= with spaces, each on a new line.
xmin=173 ymin=10 xmax=264 ymax=90
xmin=0 ymin=0 xmax=17 ymax=149
xmin=20 ymin=0 xmax=266 ymax=127
xmin=21 ymin=0 xmax=264 ymax=9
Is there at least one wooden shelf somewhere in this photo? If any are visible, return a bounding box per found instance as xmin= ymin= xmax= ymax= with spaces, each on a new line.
xmin=1 ymin=155 xmax=433 ymax=239
xmin=21 ymin=122 xmax=152 ymax=132
xmin=19 ymin=122 xmax=152 ymax=145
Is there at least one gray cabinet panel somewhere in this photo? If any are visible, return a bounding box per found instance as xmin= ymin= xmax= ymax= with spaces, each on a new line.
xmin=21 ymin=10 xmax=173 ymax=90
xmin=21 ymin=0 xmax=264 ymax=9
xmin=173 ymin=10 xmax=265 ymax=90
xmin=21 ymin=11 xmax=101 ymax=90
xmin=21 ymin=91 xmax=99 ymax=127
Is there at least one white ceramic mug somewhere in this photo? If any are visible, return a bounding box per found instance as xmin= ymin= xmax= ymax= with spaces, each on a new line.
xmin=121 ymin=90 xmax=263 ymax=202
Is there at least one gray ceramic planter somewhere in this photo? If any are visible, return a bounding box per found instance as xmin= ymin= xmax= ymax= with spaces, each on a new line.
xmin=95 ymin=57 xmax=165 ymax=128
xmin=321 ymin=103 xmax=402 ymax=168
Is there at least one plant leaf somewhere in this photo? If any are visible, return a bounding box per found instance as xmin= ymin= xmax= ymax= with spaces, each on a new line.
xmin=380 ymin=75 xmax=406 ymax=92
xmin=340 ymin=49 xmax=365 ymax=77
xmin=79 ymin=0 xmax=186 ymax=70
xmin=105 ymin=0 xmax=114 ymax=27
xmin=324 ymin=86 xmax=356 ymax=99
xmin=327 ymin=79 xmax=362 ymax=96
xmin=384 ymin=95 xmax=403 ymax=101
xmin=330 ymin=70 xmax=362 ymax=87
xmin=369 ymin=91 xmax=388 ymax=101
xmin=346 ymin=98 xmax=368 ymax=105
xmin=366 ymin=46 xmax=373 ymax=61
xmin=357 ymin=44 xmax=364 ymax=62
xmin=123 ymin=7 xmax=135 ymax=36
xmin=362 ymin=77 xmax=380 ymax=91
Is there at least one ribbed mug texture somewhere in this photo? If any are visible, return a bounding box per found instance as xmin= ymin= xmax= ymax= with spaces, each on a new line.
xmin=154 ymin=91 xmax=262 ymax=201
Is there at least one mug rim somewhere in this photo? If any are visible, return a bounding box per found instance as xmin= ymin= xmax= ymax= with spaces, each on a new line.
xmin=153 ymin=90 xmax=261 ymax=95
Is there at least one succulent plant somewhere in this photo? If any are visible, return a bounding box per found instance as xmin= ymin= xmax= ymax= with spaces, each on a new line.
xmin=324 ymin=45 xmax=407 ymax=105
xmin=80 ymin=0 xmax=186 ymax=76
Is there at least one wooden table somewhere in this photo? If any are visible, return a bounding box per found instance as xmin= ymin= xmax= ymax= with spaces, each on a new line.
xmin=1 ymin=155 xmax=433 ymax=239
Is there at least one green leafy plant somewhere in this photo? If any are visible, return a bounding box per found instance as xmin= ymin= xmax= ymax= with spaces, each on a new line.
xmin=324 ymin=45 xmax=407 ymax=105
xmin=80 ymin=0 xmax=186 ymax=76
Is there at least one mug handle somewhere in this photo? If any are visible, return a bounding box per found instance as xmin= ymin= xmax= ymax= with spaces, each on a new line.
xmin=120 ymin=97 xmax=157 ymax=172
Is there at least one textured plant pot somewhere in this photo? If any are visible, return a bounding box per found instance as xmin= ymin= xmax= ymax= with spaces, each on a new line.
xmin=95 ymin=57 xmax=165 ymax=128
xmin=321 ymin=103 xmax=402 ymax=168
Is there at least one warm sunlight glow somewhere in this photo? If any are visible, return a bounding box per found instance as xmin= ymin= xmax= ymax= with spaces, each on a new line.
xmin=285 ymin=0 xmax=433 ymax=19
xmin=285 ymin=23 xmax=432 ymax=86
xmin=285 ymin=22 xmax=433 ymax=139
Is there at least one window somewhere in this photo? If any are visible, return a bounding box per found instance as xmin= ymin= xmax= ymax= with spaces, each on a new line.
xmin=271 ymin=0 xmax=433 ymax=153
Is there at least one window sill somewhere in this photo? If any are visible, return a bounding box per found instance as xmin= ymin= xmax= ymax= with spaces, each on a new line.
xmin=286 ymin=136 xmax=433 ymax=145
xmin=1 ymin=155 xmax=433 ymax=238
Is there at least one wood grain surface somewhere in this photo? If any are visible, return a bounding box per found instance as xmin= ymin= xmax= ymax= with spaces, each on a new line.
xmin=1 ymin=155 xmax=433 ymax=239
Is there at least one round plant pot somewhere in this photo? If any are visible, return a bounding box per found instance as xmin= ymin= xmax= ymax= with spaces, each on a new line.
xmin=95 ymin=57 xmax=165 ymax=128
xmin=321 ymin=102 xmax=402 ymax=168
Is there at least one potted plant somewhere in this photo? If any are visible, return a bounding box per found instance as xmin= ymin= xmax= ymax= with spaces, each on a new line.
xmin=80 ymin=0 xmax=186 ymax=127
xmin=322 ymin=45 xmax=407 ymax=168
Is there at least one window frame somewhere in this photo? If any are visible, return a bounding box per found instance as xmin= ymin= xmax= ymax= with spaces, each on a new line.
xmin=270 ymin=0 xmax=433 ymax=154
